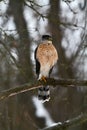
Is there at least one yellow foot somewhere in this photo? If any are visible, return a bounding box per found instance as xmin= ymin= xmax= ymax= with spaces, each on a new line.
xmin=40 ymin=76 xmax=47 ymax=82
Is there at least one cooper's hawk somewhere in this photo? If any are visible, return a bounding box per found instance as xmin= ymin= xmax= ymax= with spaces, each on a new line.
xmin=34 ymin=35 xmax=58 ymax=102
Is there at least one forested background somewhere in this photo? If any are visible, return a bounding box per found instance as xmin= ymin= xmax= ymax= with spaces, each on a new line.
xmin=0 ymin=0 xmax=87 ymax=130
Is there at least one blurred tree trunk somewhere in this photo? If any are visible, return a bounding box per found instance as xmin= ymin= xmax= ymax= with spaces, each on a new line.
xmin=5 ymin=1 xmax=37 ymax=130
xmin=49 ymin=0 xmax=75 ymax=79
xmin=8 ymin=0 xmax=33 ymax=84
xmin=47 ymin=0 xmax=84 ymax=122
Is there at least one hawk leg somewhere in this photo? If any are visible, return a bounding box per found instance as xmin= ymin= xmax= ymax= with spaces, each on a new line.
xmin=40 ymin=76 xmax=47 ymax=82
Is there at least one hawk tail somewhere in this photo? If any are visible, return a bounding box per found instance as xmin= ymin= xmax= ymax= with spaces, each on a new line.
xmin=38 ymin=86 xmax=50 ymax=102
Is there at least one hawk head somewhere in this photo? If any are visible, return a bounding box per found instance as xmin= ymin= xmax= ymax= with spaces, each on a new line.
xmin=42 ymin=35 xmax=52 ymax=41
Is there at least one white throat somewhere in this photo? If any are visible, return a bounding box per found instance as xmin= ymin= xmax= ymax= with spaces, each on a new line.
xmin=42 ymin=40 xmax=52 ymax=44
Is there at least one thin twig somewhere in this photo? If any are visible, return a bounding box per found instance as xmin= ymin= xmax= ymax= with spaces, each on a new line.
xmin=0 ymin=40 xmax=18 ymax=67
xmin=64 ymin=1 xmax=77 ymax=14
xmin=24 ymin=2 xmax=46 ymax=20
xmin=0 ymin=39 xmax=29 ymax=80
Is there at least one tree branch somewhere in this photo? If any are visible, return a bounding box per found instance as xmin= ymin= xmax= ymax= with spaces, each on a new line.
xmin=0 ymin=39 xmax=18 ymax=67
xmin=0 ymin=78 xmax=87 ymax=101
xmin=24 ymin=2 xmax=46 ymax=20
xmin=41 ymin=113 xmax=87 ymax=130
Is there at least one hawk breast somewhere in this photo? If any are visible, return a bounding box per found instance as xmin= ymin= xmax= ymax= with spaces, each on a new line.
xmin=36 ymin=42 xmax=58 ymax=68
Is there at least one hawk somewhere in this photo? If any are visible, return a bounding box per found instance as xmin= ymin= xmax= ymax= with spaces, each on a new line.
xmin=34 ymin=35 xmax=58 ymax=102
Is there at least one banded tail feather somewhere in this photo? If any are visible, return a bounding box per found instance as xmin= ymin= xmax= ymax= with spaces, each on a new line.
xmin=38 ymin=86 xmax=50 ymax=102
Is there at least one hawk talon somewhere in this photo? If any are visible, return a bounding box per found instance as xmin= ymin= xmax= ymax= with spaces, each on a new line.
xmin=40 ymin=76 xmax=47 ymax=82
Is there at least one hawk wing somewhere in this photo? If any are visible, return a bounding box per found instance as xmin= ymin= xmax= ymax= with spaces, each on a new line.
xmin=34 ymin=47 xmax=40 ymax=77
